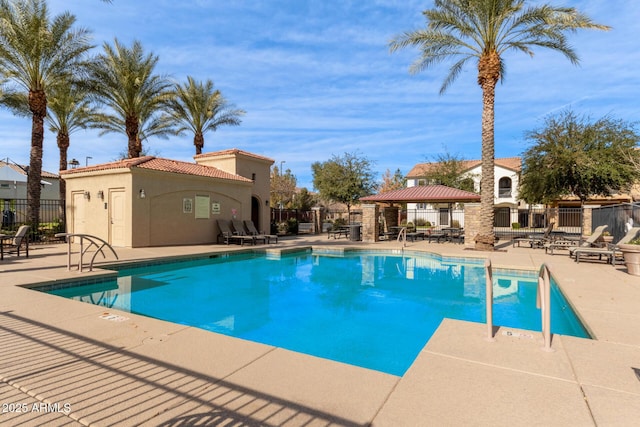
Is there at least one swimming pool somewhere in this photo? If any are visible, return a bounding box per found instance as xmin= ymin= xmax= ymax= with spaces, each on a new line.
xmin=41 ymin=250 xmax=589 ymax=376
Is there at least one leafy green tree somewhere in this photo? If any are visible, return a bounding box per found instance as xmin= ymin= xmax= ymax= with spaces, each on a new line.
xmin=291 ymin=187 xmax=316 ymax=211
xmin=46 ymin=80 xmax=99 ymax=199
xmin=420 ymin=152 xmax=476 ymax=192
xmin=312 ymin=152 xmax=376 ymax=218
xmin=0 ymin=0 xmax=92 ymax=226
xmin=390 ymin=0 xmax=608 ymax=250
xmin=270 ymin=165 xmax=297 ymax=208
xmin=519 ymin=110 xmax=640 ymax=204
xmin=87 ymin=38 xmax=173 ymax=158
xmin=378 ymin=168 xmax=406 ymax=193
xmin=167 ymin=76 xmax=245 ymax=155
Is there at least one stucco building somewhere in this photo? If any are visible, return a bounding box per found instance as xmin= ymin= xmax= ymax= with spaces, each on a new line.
xmin=61 ymin=149 xmax=273 ymax=247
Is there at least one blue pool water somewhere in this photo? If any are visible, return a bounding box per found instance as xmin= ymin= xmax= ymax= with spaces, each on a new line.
xmin=44 ymin=251 xmax=589 ymax=376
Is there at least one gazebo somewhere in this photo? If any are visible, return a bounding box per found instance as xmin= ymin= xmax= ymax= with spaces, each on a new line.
xmin=359 ymin=185 xmax=481 ymax=241
xmin=360 ymin=184 xmax=481 ymax=204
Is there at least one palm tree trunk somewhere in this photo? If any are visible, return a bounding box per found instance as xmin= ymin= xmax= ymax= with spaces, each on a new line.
xmin=475 ymin=53 xmax=500 ymax=250
xmin=194 ymin=132 xmax=204 ymax=155
xmin=27 ymin=89 xmax=47 ymax=228
xmin=58 ymin=132 xmax=69 ymax=200
xmin=126 ymin=114 xmax=140 ymax=158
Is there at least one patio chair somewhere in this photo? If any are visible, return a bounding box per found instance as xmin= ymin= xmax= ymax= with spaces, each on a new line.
xmin=545 ymin=224 xmax=608 ymax=255
xmin=244 ymin=220 xmax=278 ymax=244
xmin=513 ymin=222 xmax=554 ymax=248
xmin=0 ymin=225 xmax=30 ymax=260
xmin=232 ymin=220 xmax=266 ymax=244
xmin=573 ymin=227 xmax=640 ymax=265
xmin=217 ymin=220 xmax=254 ymax=245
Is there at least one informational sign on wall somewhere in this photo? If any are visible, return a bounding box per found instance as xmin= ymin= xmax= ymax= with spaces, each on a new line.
xmin=212 ymin=201 xmax=221 ymax=215
xmin=195 ymin=195 xmax=210 ymax=219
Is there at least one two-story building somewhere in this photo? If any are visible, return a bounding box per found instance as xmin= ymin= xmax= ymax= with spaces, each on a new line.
xmin=405 ymin=157 xmax=522 ymax=227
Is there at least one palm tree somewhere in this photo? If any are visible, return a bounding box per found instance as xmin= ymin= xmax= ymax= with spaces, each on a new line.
xmin=390 ymin=0 xmax=609 ymax=250
xmin=46 ymin=80 xmax=99 ymax=199
xmin=87 ymin=38 xmax=173 ymax=158
xmin=166 ymin=76 xmax=245 ymax=155
xmin=0 ymin=0 xmax=92 ymax=226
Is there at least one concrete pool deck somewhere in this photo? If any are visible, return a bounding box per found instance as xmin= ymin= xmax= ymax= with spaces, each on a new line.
xmin=1 ymin=235 xmax=639 ymax=426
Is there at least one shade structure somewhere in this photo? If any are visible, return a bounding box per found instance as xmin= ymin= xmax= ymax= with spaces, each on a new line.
xmin=360 ymin=184 xmax=480 ymax=204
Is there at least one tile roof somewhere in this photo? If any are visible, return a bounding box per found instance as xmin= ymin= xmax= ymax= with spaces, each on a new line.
xmin=195 ymin=148 xmax=275 ymax=163
xmin=361 ymin=185 xmax=481 ymax=203
xmin=60 ymin=156 xmax=252 ymax=182
xmin=0 ymin=160 xmax=59 ymax=179
xmin=407 ymin=157 xmax=521 ymax=178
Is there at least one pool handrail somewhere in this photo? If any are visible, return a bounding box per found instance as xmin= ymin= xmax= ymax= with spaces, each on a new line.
xmin=537 ymin=263 xmax=554 ymax=352
xmin=55 ymin=233 xmax=119 ymax=272
xmin=484 ymin=260 xmax=554 ymax=351
xmin=397 ymin=226 xmax=407 ymax=248
xmin=484 ymin=259 xmax=495 ymax=341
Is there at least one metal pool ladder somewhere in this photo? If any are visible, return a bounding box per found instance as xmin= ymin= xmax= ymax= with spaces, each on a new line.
xmin=397 ymin=226 xmax=407 ymax=248
xmin=55 ymin=233 xmax=119 ymax=272
xmin=484 ymin=260 xmax=554 ymax=351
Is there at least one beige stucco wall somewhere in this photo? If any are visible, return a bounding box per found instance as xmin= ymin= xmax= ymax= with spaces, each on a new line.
xmin=196 ymin=152 xmax=273 ymax=233
xmin=131 ymin=169 xmax=252 ymax=247
xmin=64 ymin=169 xmax=133 ymax=246
xmin=63 ymin=167 xmax=253 ymax=248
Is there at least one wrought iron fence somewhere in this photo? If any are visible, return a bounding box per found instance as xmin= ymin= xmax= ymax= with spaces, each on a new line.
xmin=0 ymin=199 xmax=66 ymax=244
xmin=401 ymin=206 xmax=583 ymax=241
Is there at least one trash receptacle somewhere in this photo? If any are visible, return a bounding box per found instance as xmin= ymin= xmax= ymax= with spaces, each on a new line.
xmin=349 ymin=224 xmax=361 ymax=241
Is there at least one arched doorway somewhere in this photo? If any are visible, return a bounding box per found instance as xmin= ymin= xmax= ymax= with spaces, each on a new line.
xmin=251 ymin=196 xmax=260 ymax=229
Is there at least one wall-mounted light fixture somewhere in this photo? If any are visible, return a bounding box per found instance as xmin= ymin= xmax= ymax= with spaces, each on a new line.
xmin=83 ymin=191 xmax=90 ymax=200
xmin=97 ymin=190 xmax=104 ymax=200
xmin=139 ymin=189 xmax=146 ymax=199
xmin=265 ymin=199 xmax=269 ymax=206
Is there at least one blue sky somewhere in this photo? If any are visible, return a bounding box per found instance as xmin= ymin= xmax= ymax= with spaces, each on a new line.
xmin=1 ymin=0 xmax=638 ymax=189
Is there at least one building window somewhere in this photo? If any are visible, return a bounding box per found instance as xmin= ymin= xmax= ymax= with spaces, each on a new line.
xmin=417 ymin=203 xmax=427 ymax=209
xmin=417 ymin=179 xmax=427 ymax=186
xmin=498 ymin=177 xmax=512 ymax=198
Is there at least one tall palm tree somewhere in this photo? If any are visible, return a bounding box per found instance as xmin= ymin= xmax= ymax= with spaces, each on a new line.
xmin=46 ymin=80 xmax=99 ymax=199
xmin=87 ymin=38 xmax=173 ymax=158
xmin=166 ymin=76 xmax=245 ymax=155
xmin=0 ymin=0 xmax=92 ymax=226
xmin=390 ymin=0 xmax=609 ymax=250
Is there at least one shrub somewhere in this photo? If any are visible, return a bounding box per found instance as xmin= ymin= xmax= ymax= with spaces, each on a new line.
xmin=415 ymin=218 xmax=428 ymax=227
xmin=512 ymin=222 xmax=521 ymax=229
xmin=451 ymin=220 xmax=461 ymax=228
xmin=287 ymin=218 xmax=299 ymax=234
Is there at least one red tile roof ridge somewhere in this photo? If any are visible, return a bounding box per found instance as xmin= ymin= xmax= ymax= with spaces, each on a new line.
xmin=195 ymin=148 xmax=274 ymax=163
xmin=60 ymin=156 xmax=252 ymax=182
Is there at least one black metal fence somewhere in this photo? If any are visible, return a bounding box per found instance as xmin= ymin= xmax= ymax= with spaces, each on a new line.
xmin=402 ymin=206 xmax=583 ymax=241
xmin=0 ymin=199 xmax=66 ymax=244
xmin=592 ymin=203 xmax=640 ymax=242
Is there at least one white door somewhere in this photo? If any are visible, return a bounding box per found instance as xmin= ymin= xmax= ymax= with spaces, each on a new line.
xmin=109 ymin=190 xmax=126 ymax=247
xmin=72 ymin=192 xmax=85 ymax=235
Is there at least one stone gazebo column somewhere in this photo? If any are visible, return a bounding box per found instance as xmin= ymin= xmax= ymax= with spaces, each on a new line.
xmin=463 ymin=203 xmax=481 ymax=249
xmin=361 ymin=204 xmax=380 ymax=242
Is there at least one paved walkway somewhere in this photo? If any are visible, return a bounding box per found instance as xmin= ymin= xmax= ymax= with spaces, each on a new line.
xmin=1 ymin=235 xmax=639 ymax=426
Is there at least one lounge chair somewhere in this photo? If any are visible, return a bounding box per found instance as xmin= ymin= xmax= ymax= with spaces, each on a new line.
xmin=217 ymin=220 xmax=254 ymax=245
xmin=513 ymin=222 xmax=554 ymax=248
xmin=545 ymin=224 xmax=608 ymax=255
xmin=244 ymin=220 xmax=278 ymax=244
xmin=0 ymin=225 xmax=30 ymax=260
xmin=232 ymin=220 xmax=266 ymax=244
xmin=574 ymin=227 xmax=640 ymax=265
